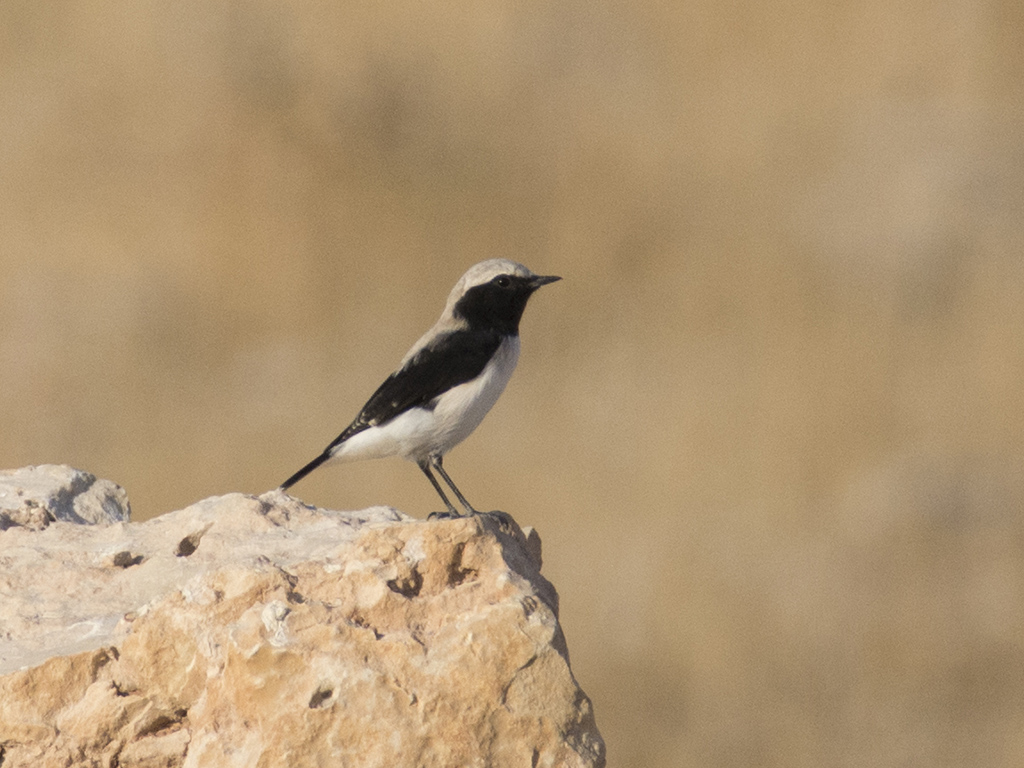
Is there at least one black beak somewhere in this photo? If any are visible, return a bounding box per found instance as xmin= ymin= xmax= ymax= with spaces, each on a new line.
xmin=529 ymin=274 xmax=562 ymax=289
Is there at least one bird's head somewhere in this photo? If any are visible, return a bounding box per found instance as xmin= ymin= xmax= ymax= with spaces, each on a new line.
xmin=447 ymin=259 xmax=561 ymax=335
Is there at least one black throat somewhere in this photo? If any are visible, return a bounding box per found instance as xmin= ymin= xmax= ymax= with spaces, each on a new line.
xmin=452 ymin=279 xmax=536 ymax=335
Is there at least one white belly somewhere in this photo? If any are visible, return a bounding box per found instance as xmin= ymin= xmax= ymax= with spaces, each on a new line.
xmin=330 ymin=336 xmax=520 ymax=464
xmin=429 ymin=335 xmax=520 ymax=454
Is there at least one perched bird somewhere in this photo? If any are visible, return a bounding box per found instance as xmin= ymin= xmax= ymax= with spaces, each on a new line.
xmin=280 ymin=259 xmax=561 ymax=517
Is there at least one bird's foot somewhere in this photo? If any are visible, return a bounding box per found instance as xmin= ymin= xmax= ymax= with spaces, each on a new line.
xmin=427 ymin=509 xmax=465 ymax=520
xmin=481 ymin=509 xmax=517 ymax=530
xmin=427 ymin=509 xmax=516 ymax=527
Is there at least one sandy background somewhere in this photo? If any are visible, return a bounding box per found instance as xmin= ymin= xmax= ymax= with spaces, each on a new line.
xmin=3 ymin=1 xmax=1024 ymax=765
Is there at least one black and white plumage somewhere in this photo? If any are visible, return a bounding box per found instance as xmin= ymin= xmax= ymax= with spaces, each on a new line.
xmin=280 ymin=259 xmax=561 ymax=517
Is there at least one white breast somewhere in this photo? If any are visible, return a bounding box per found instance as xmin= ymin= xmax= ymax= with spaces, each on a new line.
xmin=428 ymin=335 xmax=520 ymax=455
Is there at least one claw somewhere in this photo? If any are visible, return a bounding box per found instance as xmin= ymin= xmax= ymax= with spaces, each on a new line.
xmin=427 ymin=509 xmax=463 ymax=520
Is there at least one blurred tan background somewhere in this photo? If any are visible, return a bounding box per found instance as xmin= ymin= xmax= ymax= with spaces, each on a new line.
xmin=3 ymin=1 xmax=1024 ymax=765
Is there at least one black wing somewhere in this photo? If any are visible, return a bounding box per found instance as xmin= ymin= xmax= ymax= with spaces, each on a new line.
xmin=280 ymin=328 xmax=502 ymax=489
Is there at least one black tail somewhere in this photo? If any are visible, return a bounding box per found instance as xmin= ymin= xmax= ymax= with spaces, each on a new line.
xmin=280 ymin=451 xmax=332 ymax=490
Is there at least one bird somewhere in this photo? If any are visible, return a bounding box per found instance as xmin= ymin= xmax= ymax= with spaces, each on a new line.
xmin=279 ymin=259 xmax=561 ymax=517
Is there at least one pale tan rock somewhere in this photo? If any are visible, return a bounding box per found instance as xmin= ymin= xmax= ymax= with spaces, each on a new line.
xmin=0 ymin=474 xmax=604 ymax=767
xmin=0 ymin=464 xmax=130 ymax=530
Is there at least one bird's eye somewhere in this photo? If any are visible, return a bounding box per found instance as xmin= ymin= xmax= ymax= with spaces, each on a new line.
xmin=493 ymin=275 xmax=512 ymax=288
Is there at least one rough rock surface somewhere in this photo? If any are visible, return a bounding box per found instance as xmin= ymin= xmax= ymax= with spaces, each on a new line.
xmin=0 ymin=467 xmax=604 ymax=768
xmin=0 ymin=464 xmax=131 ymax=531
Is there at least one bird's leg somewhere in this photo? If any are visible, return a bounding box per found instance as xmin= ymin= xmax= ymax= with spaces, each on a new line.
xmin=431 ymin=455 xmax=480 ymax=516
xmin=418 ymin=459 xmax=460 ymax=519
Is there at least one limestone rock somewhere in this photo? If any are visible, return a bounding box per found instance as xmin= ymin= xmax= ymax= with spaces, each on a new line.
xmin=0 ymin=464 xmax=131 ymax=531
xmin=0 ymin=471 xmax=604 ymax=768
